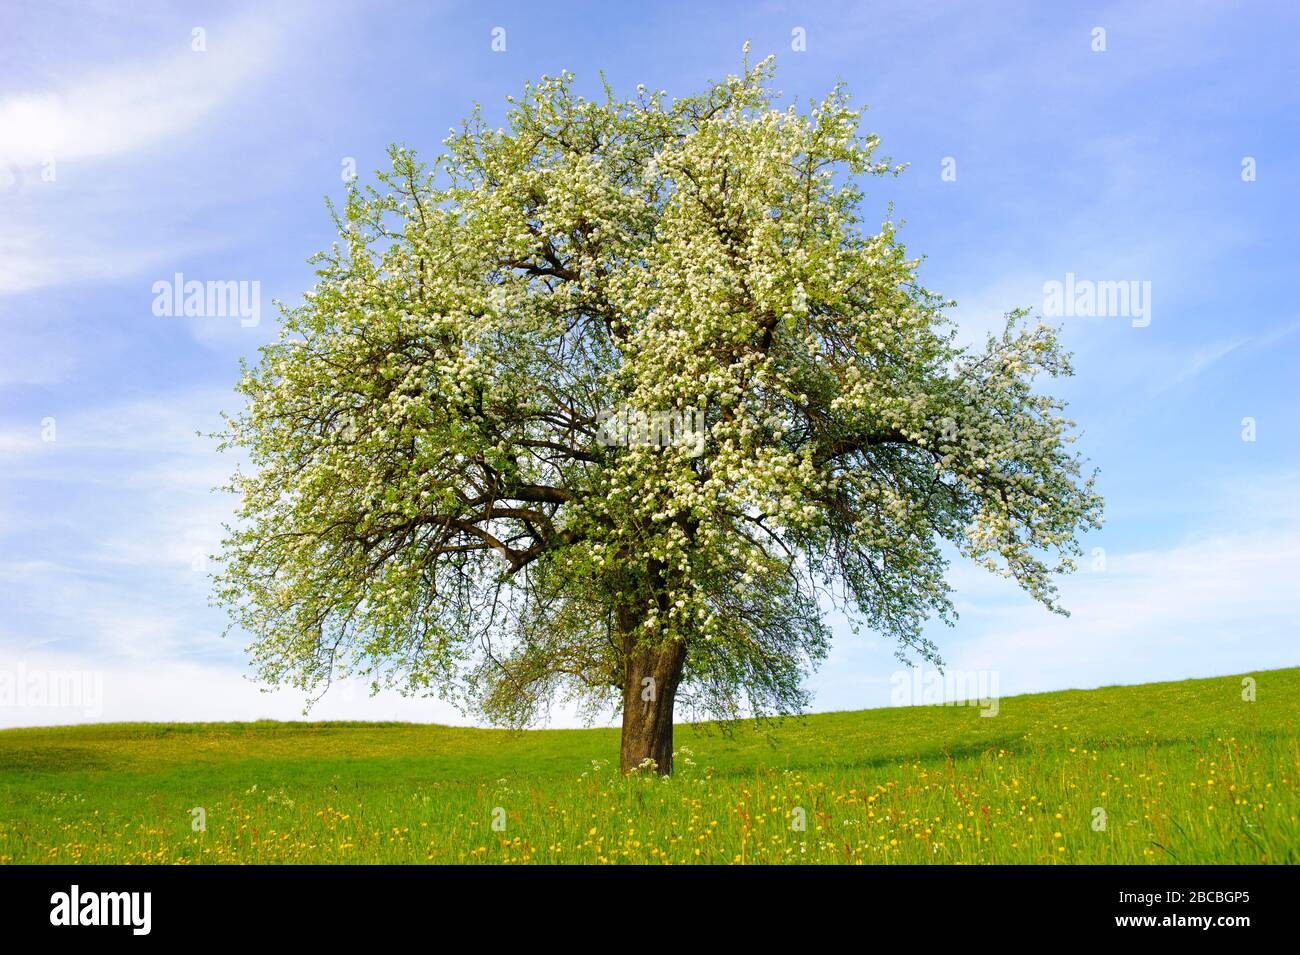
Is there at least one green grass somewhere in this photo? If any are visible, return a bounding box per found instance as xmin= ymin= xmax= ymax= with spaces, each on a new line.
xmin=1 ymin=669 xmax=1296 ymax=864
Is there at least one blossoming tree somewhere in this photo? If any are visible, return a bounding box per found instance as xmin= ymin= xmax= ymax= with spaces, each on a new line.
xmin=215 ymin=54 xmax=1103 ymax=774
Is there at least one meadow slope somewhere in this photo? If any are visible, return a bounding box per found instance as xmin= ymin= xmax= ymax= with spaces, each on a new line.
xmin=1 ymin=669 xmax=1296 ymax=864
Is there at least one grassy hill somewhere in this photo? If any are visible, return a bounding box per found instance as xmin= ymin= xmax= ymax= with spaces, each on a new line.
xmin=1 ymin=669 xmax=1296 ymax=864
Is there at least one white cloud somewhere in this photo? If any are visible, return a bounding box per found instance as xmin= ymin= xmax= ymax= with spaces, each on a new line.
xmin=0 ymin=649 xmax=474 ymax=728
xmin=0 ymin=644 xmax=612 ymax=730
xmin=0 ymin=17 xmax=274 ymax=167
xmin=0 ymin=389 xmax=239 ymax=669
xmin=941 ymin=476 xmax=1300 ymax=692
xmin=1152 ymin=319 xmax=1300 ymax=393
xmin=810 ymin=472 xmax=1300 ymax=710
xmin=1153 ymin=338 xmax=1247 ymax=393
xmin=0 ymin=387 xmax=227 ymax=461
xmin=0 ymin=9 xmax=279 ymax=295
xmin=0 ymin=240 xmax=194 ymax=296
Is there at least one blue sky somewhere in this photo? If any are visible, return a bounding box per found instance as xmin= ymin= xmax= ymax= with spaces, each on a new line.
xmin=1 ymin=0 xmax=1296 ymax=727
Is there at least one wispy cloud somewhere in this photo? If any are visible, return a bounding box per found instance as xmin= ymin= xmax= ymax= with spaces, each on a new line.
xmin=0 ymin=8 xmax=281 ymax=295
xmin=1154 ymin=338 xmax=1248 ymax=393
xmin=0 ymin=14 xmax=274 ymax=167
xmin=811 ymin=471 xmax=1300 ymax=710
xmin=0 ymin=646 xmax=476 ymax=727
xmin=942 ymin=473 xmax=1300 ymax=689
xmin=1155 ymin=318 xmax=1300 ymax=393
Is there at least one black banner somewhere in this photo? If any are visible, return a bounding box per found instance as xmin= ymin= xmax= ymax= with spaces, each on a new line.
xmin=0 ymin=864 xmax=1289 ymax=940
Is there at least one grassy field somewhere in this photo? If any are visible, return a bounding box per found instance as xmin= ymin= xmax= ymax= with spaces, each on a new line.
xmin=1 ymin=668 xmax=1296 ymax=865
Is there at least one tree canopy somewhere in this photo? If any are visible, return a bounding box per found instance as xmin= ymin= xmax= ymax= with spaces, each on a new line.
xmin=215 ymin=52 xmax=1103 ymax=773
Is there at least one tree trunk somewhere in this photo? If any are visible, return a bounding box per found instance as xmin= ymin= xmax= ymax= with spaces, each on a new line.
xmin=619 ymin=637 xmax=687 ymax=775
